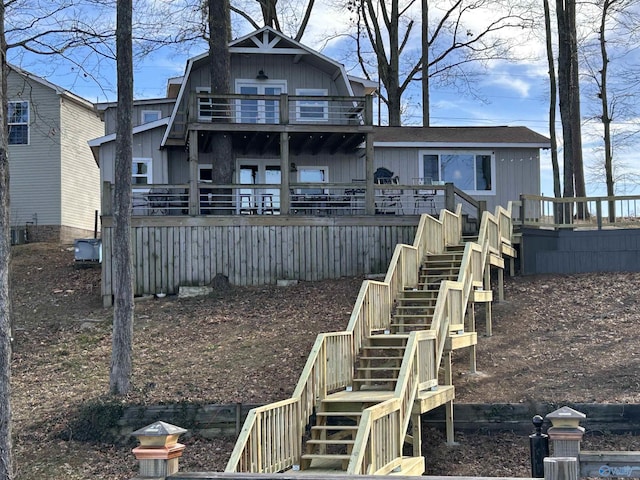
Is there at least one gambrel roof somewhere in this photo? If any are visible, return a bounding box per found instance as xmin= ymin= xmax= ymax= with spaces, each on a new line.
xmin=161 ymin=26 xmax=371 ymax=147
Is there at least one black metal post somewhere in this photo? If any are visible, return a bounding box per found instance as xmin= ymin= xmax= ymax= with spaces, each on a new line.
xmin=529 ymin=414 xmax=549 ymax=478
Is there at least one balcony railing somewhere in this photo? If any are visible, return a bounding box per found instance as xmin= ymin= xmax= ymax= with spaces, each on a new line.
xmin=102 ymin=182 xmax=484 ymax=220
xmin=189 ymin=93 xmax=373 ymax=126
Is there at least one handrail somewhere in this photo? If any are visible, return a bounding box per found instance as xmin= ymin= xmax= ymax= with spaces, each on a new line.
xmin=348 ymin=330 xmax=437 ymax=475
xmin=227 ymin=201 xmax=512 ymax=475
xmin=518 ymin=193 xmax=640 ymax=230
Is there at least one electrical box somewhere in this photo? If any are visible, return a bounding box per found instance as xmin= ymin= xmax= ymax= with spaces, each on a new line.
xmin=74 ymin=238 xmax=102 ymax=263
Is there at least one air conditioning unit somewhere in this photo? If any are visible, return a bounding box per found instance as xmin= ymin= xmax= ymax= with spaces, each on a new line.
xmin=74 ymin=238 xmax=102 ymax=263
xmin=10 ymin=227 xmax=27 ymax=245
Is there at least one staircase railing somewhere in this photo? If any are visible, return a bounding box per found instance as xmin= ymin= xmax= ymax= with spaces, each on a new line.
xmin=348 ymin=330 xmax=438 ymax=475
xmin=226 ymin=203 xmax=512 ymax=475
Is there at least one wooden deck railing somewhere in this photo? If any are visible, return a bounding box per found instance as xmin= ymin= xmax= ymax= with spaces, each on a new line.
xmin=516 ymin=193 xmax=640 ymax=230
xmin=226 ymin=203 xmax=513 ymax=475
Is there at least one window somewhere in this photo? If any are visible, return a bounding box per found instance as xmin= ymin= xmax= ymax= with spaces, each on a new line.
xmin=235 ymin=80 xmax=286 ymax=124
xmin=198 ymin=164 xmax=213 ymax=183
xmin=197 ymin=87 xmax=214 ymax=121
xmin=141 ymin=110 xmax=161 ymax=124
xmin=421 ymin=151 xmax=494 ymax=193
xmin=298 ymin=166 xmax=328 ymax=195
xmin=8 ymin=101 xmax=29 ymax=145
xmin=296 ymin=89 xmax=328 ymax=122
xmin=132 ymin=158 xmax=153 ymax=188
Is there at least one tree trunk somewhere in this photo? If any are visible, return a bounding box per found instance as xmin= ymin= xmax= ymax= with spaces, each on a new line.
xmin=209 ymin=0 xmax=234 ymax=213
xmin=544 ymin=0 xmax=563 ymax=224
xmin=567 ymin=0 xmax=586 ymax=219
xmin=0 ymin=4 xmax=14 ymax=474
xmin=421 ymin=0 xmax=429 ymax=126
xmin=110 ymin=0 xmax=134 ymax=395
xmin=599 ymin=0 xmax=615 ymax=221
xmin=556 ymin=0 xmax=576 ymax=222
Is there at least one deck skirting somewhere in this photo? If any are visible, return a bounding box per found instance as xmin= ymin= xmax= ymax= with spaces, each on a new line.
xmin=101 ymin=219 xmax=418 ymax=304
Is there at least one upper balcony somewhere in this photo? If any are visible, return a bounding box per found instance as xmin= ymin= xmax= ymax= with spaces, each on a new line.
xmin=166 ymin=93 xmax=374 ymax=149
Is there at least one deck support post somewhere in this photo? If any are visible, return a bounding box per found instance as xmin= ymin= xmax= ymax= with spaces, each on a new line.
xmin=188 ymin=130 xmax=199 ymax=215
xmin=365 ymin=131 xmax=375 ymax=215
xmin=280 ymin=131 xmax=291 ymax=214
xmin=411 ymin=413 xmax=422 ymax=456
xmin=498 ymin=267 xmax=504 ymax=302
xmin=483 ymin=265 xmax=493 ymax=336
xmin=445 ymin=398 xmax=455 ymax=445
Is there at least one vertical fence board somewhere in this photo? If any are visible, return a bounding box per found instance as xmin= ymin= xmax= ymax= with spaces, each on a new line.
xmin=103 ymin=223 xmax=417 ymax=296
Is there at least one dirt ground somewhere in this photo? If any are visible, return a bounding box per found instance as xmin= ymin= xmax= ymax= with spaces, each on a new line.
xmin=8 ymin=243 xmax=640 ymax=479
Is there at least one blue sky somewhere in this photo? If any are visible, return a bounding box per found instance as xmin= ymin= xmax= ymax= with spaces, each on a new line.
xmin=9 ymin=2 xmax=638 ymax=199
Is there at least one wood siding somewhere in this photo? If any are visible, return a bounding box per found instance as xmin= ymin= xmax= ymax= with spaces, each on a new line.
xmin=100 ymin=218 xmax=417 ymax=299
xmin=100 ymin=126 xmax=168 ymax=183
xmin=373 ymin=146 xmax=541 ymax=211
xmin=102 ymin=100 xmax=175 ymax=135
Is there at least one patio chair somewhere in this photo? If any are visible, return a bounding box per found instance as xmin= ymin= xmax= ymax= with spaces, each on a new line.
xmin=413 ymin=178 xmax=436 ymax=214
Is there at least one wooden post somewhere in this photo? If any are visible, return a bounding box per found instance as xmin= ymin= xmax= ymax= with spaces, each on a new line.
xmin=279 ymin=93 xmax=289 ymax=124
xmin=411 ymin=413 xmax=421 ymax=456
xmin=596 ymin=200 xmax=602 ymax=230
xmin=498 ymin=267 xmax=504 ymax=302
xmin=546 ymin=406 xmax=585 ymax=458
xmin=445 ymin=398 xmax=455 ymax=445
xmin=444 ymin=183 xmax=455 ymax=212
xmin=544 ymin=457 xmax=579 ymax=480
xmin=280 ymin=131 xmax=290 ymax=214
xmin=365 ymin=131 xmax=375 ymax=215
xmin=188 ymin=130 xmax=199 ymax=215
xmin=102 ymin=181 xmax=112 ymax=216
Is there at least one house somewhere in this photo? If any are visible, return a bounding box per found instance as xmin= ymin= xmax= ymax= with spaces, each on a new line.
xmin=8 ymin=65 xmax=104 ymax=244
xmin=89 ymin=27 xmax=549 ymax=305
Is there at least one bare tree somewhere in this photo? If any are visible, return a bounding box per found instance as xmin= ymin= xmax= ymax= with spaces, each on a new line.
xmin=581 ymin=0 xmax=640 ymax=218
xmin=110 ymin=0 xmax=134 ymax=395
xmin=556 ymin=0 xmax=587 ymax=217
xmin=208 ymin=0 xmax=234 ymax=214
xmin=543 ymin=0 xmax=561 ymax=200
xmin=346 ymin=0 xmax=535 ymax=125
xmin=231 ymin=0 xmax=317 ymax=40
xmin=0 ymin=3 xmax=12 ymax=477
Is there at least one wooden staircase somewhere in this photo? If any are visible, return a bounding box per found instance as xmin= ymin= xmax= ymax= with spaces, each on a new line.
xmin=226 ymin=204 xmax=517 ymax=476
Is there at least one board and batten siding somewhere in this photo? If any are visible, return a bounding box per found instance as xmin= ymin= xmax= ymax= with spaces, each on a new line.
xmin=100 ymin=219 xmax=417 ymax=301
xmin=8 ymin=71 xmax=63 ymax=228
xmin=373 ymin=146 xmax=541 ymax=212
xmin=59 ymin=97 xmax=104 ymax=235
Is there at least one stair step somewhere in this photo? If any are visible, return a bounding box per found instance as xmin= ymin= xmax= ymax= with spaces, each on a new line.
xmin=306 ymin=439 xmax=355 ymax=445
xmin=316 ymin=411 xmax=362 ymax=417
xmin=311 ymin=425 xmax=359 ymax=431
xmin=357 ymin=366 xmax=401 ymax=372
xmin=301 ymin=454 xmax=352 ymax=460
xmin=353 ymin=378 xmax=397 ymax=383
xmin=358 ymin=356 xmax=404 ymax=361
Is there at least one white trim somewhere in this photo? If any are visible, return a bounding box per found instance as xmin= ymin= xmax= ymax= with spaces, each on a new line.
xmin=8 ymin=100 xmax=29 ymax=146
xmin=89 ymin=117 xmax=169 ymax=147
xmin=141 ymin=109 xmax=162 ymax=124
xmin=235 ymin=79 xmax=287 ymax=124
xmin=375 ymin=141 xmax=550 ymax=148
xmin=132 ymin=157 xmax=153 ymax=187
xmin=295 ymin=88 xmax=328 ymax=122
xmin=297 ymin=165 xmax=329 ymax=194
xmin=419 ymin=150 xmax=496 ymax=196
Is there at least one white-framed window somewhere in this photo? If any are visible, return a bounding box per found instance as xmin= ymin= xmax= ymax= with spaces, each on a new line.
xmin=198 ymin=164 xmax=213 ymax=183
xmin=295 ymin=88 xmax=328 ymax=122
xmin=8 ymin=101 xmax=29 ymax=145
xmin=141 ymin=110 xmax=161 ymax=124
xmin=132 ymin=158 xmax=153 ymax=189
xmin=197 ymin=87 xmax=214 ymax=121
xmin=235 ymin=79 xmax=287 ymax=124
xmin=420 ymin=151 xmax=495 ymax=194
xmin=298 ymin=166 xmax=328 ymax=195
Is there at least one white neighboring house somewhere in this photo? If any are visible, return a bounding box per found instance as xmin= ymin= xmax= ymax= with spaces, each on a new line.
xmin=8 ymin=65 xmax=104 ymax=244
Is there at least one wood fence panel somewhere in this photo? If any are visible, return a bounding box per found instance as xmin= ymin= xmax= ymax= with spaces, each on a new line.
xmin=101 ymin=222 xmax=418 ymax=299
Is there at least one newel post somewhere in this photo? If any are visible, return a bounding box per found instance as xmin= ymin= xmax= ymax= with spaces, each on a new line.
xmin=546 ymin=406 xmax=585 ymax=459
xmin=131 ymin=421 xmax=187 ymax=479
